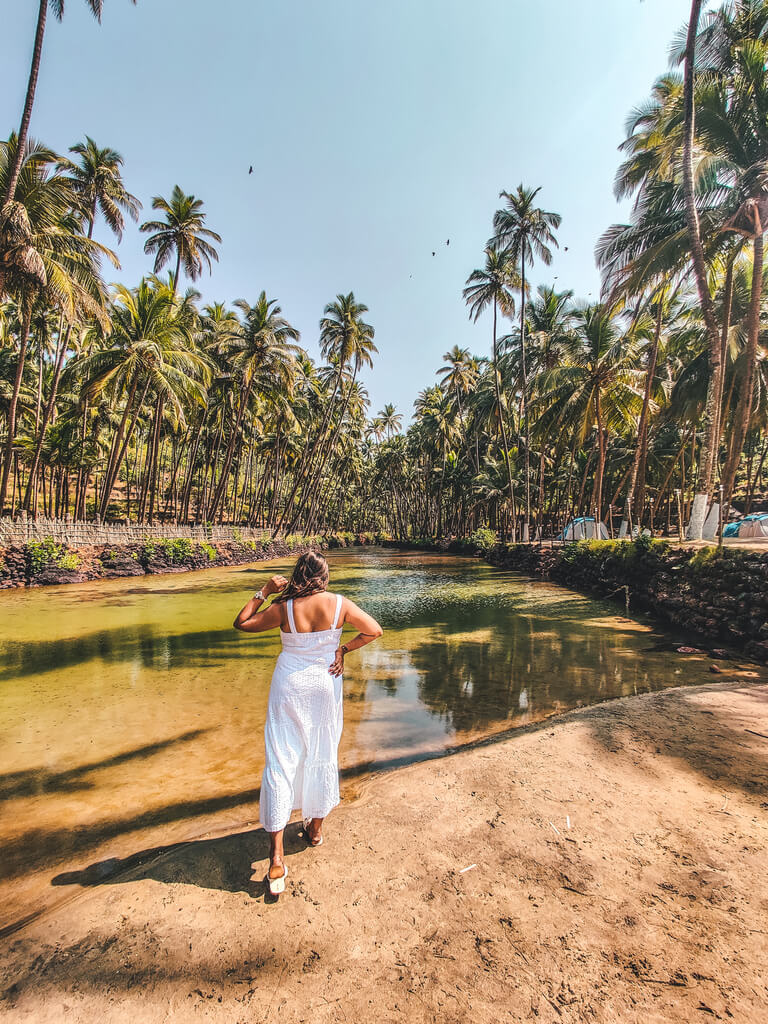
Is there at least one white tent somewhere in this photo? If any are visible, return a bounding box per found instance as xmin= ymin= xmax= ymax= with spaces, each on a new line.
xmin=559 ymin=516 xmax=610 ymax=541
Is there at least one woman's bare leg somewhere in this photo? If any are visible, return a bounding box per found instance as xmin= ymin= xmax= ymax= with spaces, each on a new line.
xmin=268 ymin=829 xmax=286 ymax=878
xmin=307 ymin=817 xmax=324 ymax=845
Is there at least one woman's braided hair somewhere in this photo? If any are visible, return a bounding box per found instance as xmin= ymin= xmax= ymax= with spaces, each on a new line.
xmin=274 ymin=550 xmax=330 ymax=604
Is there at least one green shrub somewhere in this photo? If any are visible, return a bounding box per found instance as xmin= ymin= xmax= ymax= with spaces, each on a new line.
xmin=468 ymin=527 xmax=498 ymax=554
xmin=25 ymin=537 xmax=81 ymax=574
xmin=158 ymin=537 xmax=194 ymax=564
xmin=200 ymin=542 xmax=217 ymax=562
xmin=26 ymin=537 xmax=64 ymax=574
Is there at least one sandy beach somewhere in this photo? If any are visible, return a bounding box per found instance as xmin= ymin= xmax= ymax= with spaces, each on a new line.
xmin=1 ymin=679 xmax=767 ymax=1024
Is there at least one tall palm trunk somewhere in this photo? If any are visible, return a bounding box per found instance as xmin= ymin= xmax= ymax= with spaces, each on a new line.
xmin=85 ymin=197 xmax=98 ymax=239
xmin=454 ymin=386 xmax=479 ymax=475
xmin=746 ymin=438 xmax=768 ymax=512
xmin=714 ymin=254 xmax=735 ymax=455
xmin=536 ymin=442 xmax=547 ymax=539
xmin=34 ymin=335 xmax=44 ymax=436
xmin=621 ymin=297 xmax=663 ymax=536
xmin=3 ymin=0 xmax=47 ymax=206
xmin=23 ymin=323 xmax=72 ymax=511
xmin=74 ymin=398 xmax=90 ymax=519
xmin=162 ymin=433 xmax=186 ymax=519
xmin=0 ymin=302 xmax=32 ymax=512
xmin=436 ymin=441 xmax=447 ymax=536
xmin=173 ymin=249 xmax=181 ymax=295
xmin=268 ymin=428 xmax=283 ymax=526
xmin=99 ymin=376 xmax=148 ymax=517
xmin=591 ymin=392 xmax=607 ymax=521
xmin=201 ymin=415 xmax=225 ymax=521
xmin=208 ymin=380 xmax=252 ymax=520
xmin=274 ymin=372 xmax=342 ymax=536
xmin=682 ymin=0 xmax=724 ymax=538
xmin=492 ymin=296 xmax=516 ymax=515
xmin=100 ymin=376 xmax=137 ymax=511
xmin=721 ymin=232 xmax=764 ymax=509
xmin=302 ymin=366 xmax=360 ymax=533
xmin=519 ymin=252 xmax=531 ymax=541
xmin=145 ymin=394 xmax=165 ymax=522
xmin=180 ymin=418 xmax=204 ymax=522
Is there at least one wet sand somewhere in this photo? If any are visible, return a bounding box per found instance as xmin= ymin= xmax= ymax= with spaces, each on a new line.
xmin=1 ymin=679 xmax=767 ymax=1023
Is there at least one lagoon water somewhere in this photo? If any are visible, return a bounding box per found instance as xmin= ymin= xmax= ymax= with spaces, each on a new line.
xmin=0 ymin=548 xmax=757 ymax=933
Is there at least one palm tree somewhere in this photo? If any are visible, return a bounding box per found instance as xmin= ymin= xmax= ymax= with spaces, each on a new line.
xmin=522 ymin=285 xmax=576 ymax=533
xmin=299 ymin=294 xmax=377 ymax=527
xmin=207 ymin=293 xmax=300 ymax=521
xmin=617 ymin=288 xmax=674 ymax=534
xmin=491 ymin=185 xmax=561 ymax=540
xmin=0 ymin=135 xmax=113 ymax=512
xmin=59 ymin=137 xmax=141 ymax=239
xmin=3 ymin=0 xmax=137 ymax=208
xmin=600 ymin=3 xmax=768 ymax=530
xmin=463 ymin=245 xmax=518 ymax=516
xmin=75 ymin=279 xmax=208 ymax=517
xmin=438 ymin=345 xmax=481 ymax=472
xmin=681 ymin=0 xmax=723 ymax=537
xmin=281 ymin=293 xmax=376 ymax=534
xmin=377 ymin=403 xmax=402 ymax=438
xmin=140 ymin=186 xmax=221 ymax=294
xmin=534 ymin=304 xmax=645 ymax=521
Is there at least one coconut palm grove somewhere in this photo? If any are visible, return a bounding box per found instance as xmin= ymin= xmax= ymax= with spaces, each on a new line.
xmin=1 ymin=1 xmax=767 ymax=544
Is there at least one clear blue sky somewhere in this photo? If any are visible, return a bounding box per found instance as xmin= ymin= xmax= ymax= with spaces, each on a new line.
xmin=1 ymin=0 xmax=694 ymax=420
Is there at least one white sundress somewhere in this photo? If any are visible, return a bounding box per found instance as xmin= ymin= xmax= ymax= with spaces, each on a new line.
xmin=259 ymin=593 xmax=345 ymax=833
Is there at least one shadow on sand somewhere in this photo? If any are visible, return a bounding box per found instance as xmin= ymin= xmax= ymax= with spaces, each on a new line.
xmin=51 ymin=820 xmax=309 ymax=906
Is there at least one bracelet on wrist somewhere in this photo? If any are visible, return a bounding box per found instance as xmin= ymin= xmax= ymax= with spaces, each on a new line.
xmin=341 ymin=643 xmax=349 ymax=656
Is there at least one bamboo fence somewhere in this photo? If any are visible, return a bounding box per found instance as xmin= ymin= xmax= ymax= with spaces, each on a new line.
xmin=0 ymin=517 xmax=275 ymax=548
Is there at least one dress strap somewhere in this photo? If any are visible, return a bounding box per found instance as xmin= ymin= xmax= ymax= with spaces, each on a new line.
xmin=331 ymin=593 xmax=343 ymax=630
xmin=286 ymin=599 xmax=297 ymax=634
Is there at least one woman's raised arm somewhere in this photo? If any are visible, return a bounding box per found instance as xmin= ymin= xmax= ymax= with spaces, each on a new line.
xmin=233 ymin=574 xmax=287 ymax=633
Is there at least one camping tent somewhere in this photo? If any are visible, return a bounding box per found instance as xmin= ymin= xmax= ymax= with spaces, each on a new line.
xmin=723 ymin=513 xmax=768 ymax=539
xmin=558 ymin=516 xmax=610 ymax=541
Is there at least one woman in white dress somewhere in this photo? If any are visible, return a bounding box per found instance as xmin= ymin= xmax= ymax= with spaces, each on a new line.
xmin=234 ymin=551 xmax=383 ymax=894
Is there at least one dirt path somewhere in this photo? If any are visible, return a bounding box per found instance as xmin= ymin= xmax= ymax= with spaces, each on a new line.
xmin=2 ymin=680 xmax=767 ymax=1023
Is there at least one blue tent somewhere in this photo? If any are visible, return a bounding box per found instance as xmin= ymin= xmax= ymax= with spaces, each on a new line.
xmin=723 ymin=513 xmax=768 ymax=538
xmin=557 ymin=516 xmax=609 ymax=541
